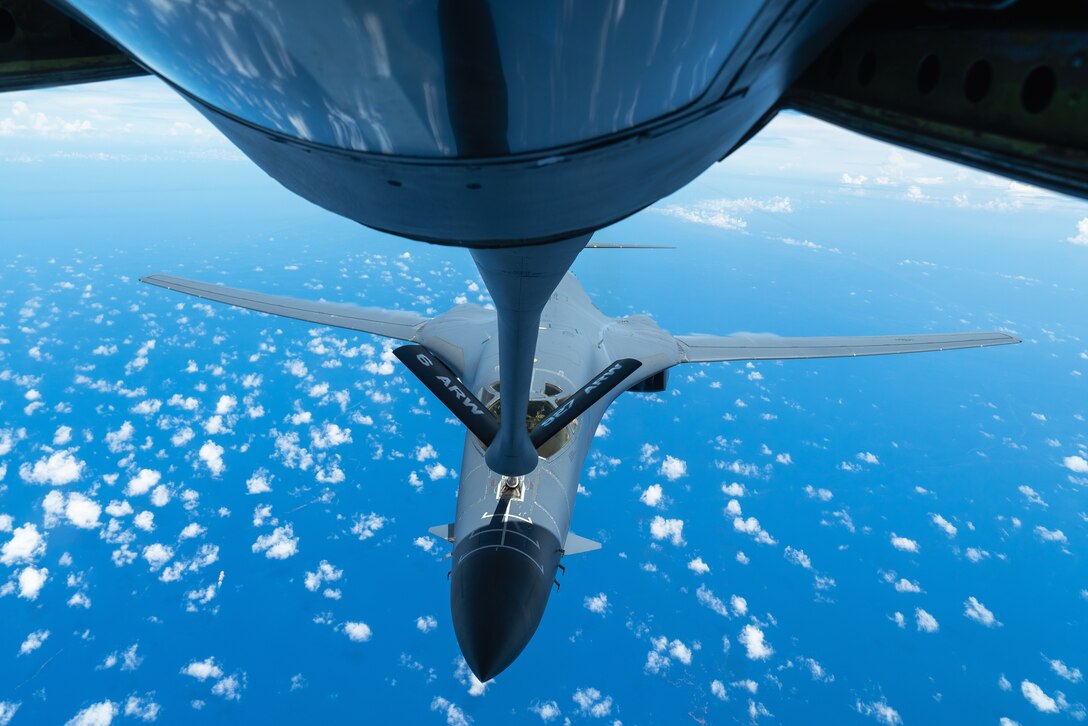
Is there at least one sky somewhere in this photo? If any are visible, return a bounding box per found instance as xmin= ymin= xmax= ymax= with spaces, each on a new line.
xmin=1 ymin=77 xmax=1088 ymax=726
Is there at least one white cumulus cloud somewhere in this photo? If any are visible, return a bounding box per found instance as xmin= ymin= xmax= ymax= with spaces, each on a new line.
xmin=649 ymin=516 xmax=685 ymax=546
xmin=19 ymin=629 xmax=49 ymax=655
xmin=343 ymin=621 xmax=372 ymax=642
xmin=19 ymin=450 xmax=85 ymax=486
xmin=198 ymin=441 xmax=225 ymax=476
xmin=915 ymin=608 xmax=939 ymax=632
xmin=583 ymin=593 xmax=608 ymax=615
xmin=18 ymin=566 xmax=48 ymax=600
xmin=1021 ymin=680 xmax=1059 ymax=713
xmin=64 ymin=700 xmax=118 ymax=726
xmin=931 ymin=513 xmax=957 ymax=537
xmin=659 ymin=455 xmax=687 ymax=481
xmin=126 ymin=469 xmax=160 ymax=497
xmin=1066 ymin=217 xmax=1088 ymax=246
xmin=1063 ymin=455 xmax=1088 ymax=473
xmin=639 ymin=484 xmax=664 ymax=508
xmin=252 ymin=525 xmax=299 ymax=560
xmin=739 ymin=624 xmax=773 ymax=660
xmin=963 ymin=596 xmax=1001 ymax=627
xmin=65 ymin=493 xmax=102 ymax=529
xmin=890 ymin=534 xmax=919 ymax=553
xmin=2 ymin=523 xmax=45 ymax=565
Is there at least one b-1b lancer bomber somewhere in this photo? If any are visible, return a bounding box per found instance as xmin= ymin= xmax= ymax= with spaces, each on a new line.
xmin=141 ymin=268 xmax=1018 ymax=681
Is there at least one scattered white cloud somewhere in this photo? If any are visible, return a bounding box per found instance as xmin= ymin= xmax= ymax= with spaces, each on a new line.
xmin=783 ymin=546 xmax=811 ymax=569
xmin=198 ymin=441 xmax=225 ymax=476
xmin=915 ymin=608 xmax=939 ymax=633
xmin=304 ymin=561 xmax=342 ymax=592
xmin=890 ymin=534 xmax=919 ymax=553
xmin=687 ymin=557 xmax=710 ymax=574
xmin=856 ymin=452 xmax=880 ymax=465
xmin=1049 ymin=658 xmax=1083 ymax=683
xmin=649 ymin=516 xmax=685 ymax=546
xmin=133 ymin=511 xmax=154 ymax=532
xmin=454 ymin=657 xmax=490 ymax=696
xmin=141 ymin=543 xmax=174 ymax=570
xmin=965 ymin=547 xmax=990 ymax=563
xmin=1034 ymin=526 xmax=1068 ymax=544
xmin=64 ymin=493 xmax=102 ymax=529
xmin=19 ymin=449 xmax=85 ymax=486
xmin=639 ymin=484 xmax=664 ymax=508
xmin=311 ymin=423 xmax=352 ymax=449
xmin=722 ymin=482 xmax=745 ymax=497
xmin=1021 ymin=680 xmax=1059 ymax=713
xmin=2 ymin=523 xmax=45 ymax=565
xmin=180 ymin=523 xmax=205 ymax=540
xmin=123 ymin=695 xmax=159 ymax=722
xmin=583 ymin=592 xmax=609 ymax=615
xmin=572 ymin=688 xmax=613 ymax=718
xmin=343 ymin=621 xmax=372 ymax=642
xmin=414 ymin=444 xmax=437 ymax=462
xmin=963 ymin=596 xmax=1001 ymax=627
xmin=252 ymin=526 xmax=299 ymax=560
xmin=1067 ymin=217 xmax=1088 ymax=246
xmin=1018 ymin=485 xmax=1048 ymax=507
xmin=895 ymin=579 xmax=922 ymax=594
xmin=1062 ymin=455 xmax=1088 ymax=473
xmin=242 ymin=469 xmax=271 ymax=497
xmin=425 ymin=462 xmax=449 ymax=481
xmin=659 ymin=455 xmax=687 ymax=481
xmin=181 ymin=657 xmax=223 ymax=681
xmin=18 ymin=566 xmax=48 ymax=600
xmin=654 ymin=196 xmax=791 ymax=232
xmin=856 ymin=698 xmax=902 ymax=725
xmin=53 ymin=426 xmax=72 ymax=446
xmin=64 ymin=700 xmax=118 ymax=726
xmin=931 ymin=514 xmax=957 ymax=537
xmin=126 ymin=469 xmax=161 ymax=497
xmin=739 ymin=624 xmax=773 ymax=660
xmin=430 ymin=696 xmax=470 ymax=726
xmin=212 ymin=674 xmax=244 ymax=701
xmin=733 ymin=516 xmax=775 ymax=545
xmin=530 ymin=700 xmax=560 ymax=721
xmin=645 ymin=635 xmax=694 ymax=674
xmin=19 ymin=629 xmax=49 ymax=655
xmin=696 ymin=584 xmax=729 ymax=617
xmin=351 ymin=513 xmax=386 ymax=540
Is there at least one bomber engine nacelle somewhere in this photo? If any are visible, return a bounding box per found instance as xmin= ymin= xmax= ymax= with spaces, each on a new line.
xmin=627 ymin=369 xmax=669 ymax=394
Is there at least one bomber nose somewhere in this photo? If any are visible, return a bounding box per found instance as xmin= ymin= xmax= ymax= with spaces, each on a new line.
xmin=450 ymin=521 xmax=560 ymax=681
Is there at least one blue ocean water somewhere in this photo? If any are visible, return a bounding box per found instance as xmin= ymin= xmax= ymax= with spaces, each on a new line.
xmin=1 ymin=106 xmax=1087 ymax=725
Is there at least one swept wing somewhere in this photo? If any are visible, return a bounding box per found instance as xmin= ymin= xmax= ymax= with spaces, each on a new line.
xmin=140 ymin=274 xmax=427 ymax=341
xmin=675 ymin=331 xmax=1020 ymax=363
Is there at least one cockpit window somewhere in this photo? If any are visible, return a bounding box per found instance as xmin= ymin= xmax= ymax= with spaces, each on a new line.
xmin=479 ymin=381 xmax=575 ymax=459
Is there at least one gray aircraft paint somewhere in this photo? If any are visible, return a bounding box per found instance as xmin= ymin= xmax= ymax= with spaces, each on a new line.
xmin=141 ymin=270 xmax=1018 ymax=679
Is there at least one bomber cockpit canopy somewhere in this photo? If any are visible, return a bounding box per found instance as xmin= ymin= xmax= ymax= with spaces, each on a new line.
xmin=479 ymin=380 xmax=575 ymax=459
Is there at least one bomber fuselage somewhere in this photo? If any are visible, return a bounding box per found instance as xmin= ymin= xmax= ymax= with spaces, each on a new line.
xmin=415 ymin=274 xmax=675 ymax=680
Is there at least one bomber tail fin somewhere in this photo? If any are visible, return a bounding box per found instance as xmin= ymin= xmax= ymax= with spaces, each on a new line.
xmin=563 ymin=532 xmax=601 ymax=555
xmin=428 ymin=524 xmax=455 ymax=543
